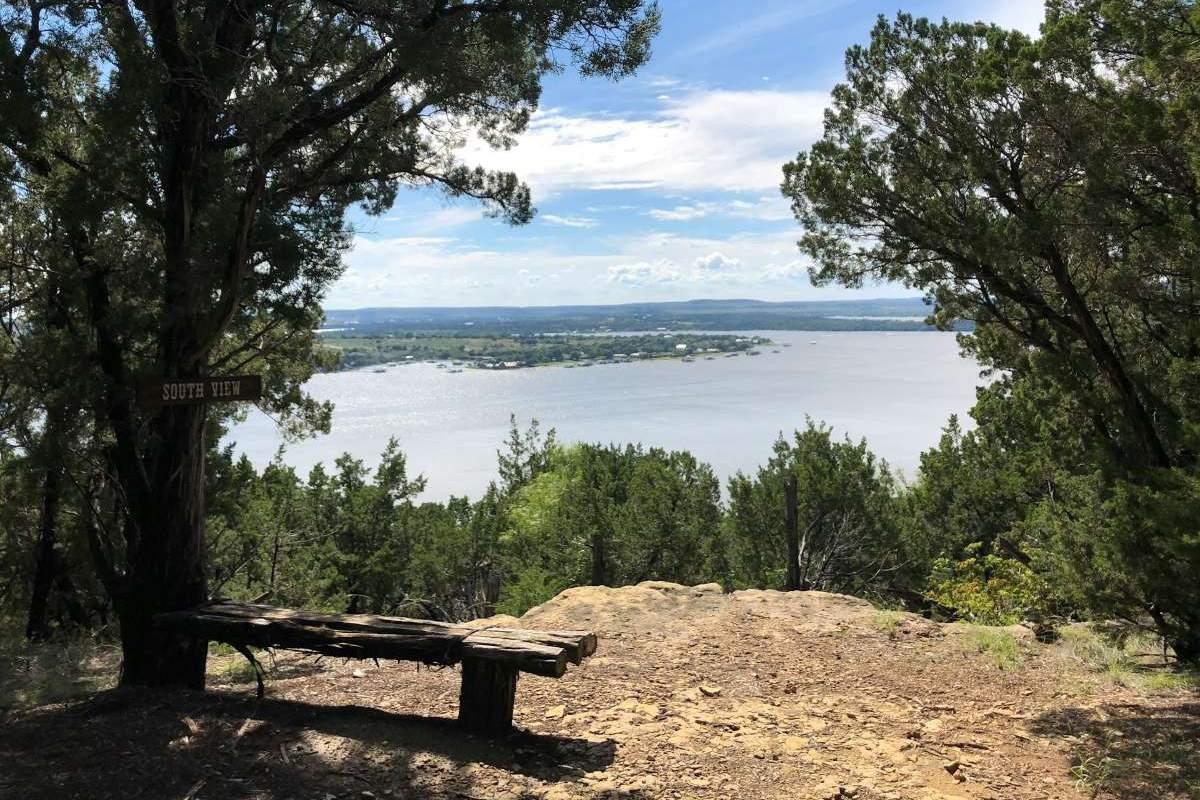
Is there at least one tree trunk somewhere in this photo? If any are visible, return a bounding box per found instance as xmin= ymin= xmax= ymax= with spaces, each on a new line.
xmin=784 ymin=475 xmax=800 ymax=591
xmin=25 ymin=413 xmax=63 ymax=641
xmin=1171 ymin=624 xmax=1200 ymax=666
xmin=1042 ymin=245 xmax=1173 ymax=469
xmin=590 ymin=528 xmax=608 ymax=586
xmin=27 ymin=271 xmax=70 ymax=642
xmin=117 ymin=403 xmax=209 ymax=689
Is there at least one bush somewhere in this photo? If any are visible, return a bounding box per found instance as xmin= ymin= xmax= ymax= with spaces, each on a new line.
xmin=926 ymin=545 xmax=1041 ymax=625
xmin=496 ymin=568 xmax=566 ymax=617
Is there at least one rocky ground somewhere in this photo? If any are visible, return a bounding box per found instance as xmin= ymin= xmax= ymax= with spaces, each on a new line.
xmin=1 ymin=582 xmax=1197 ymax=800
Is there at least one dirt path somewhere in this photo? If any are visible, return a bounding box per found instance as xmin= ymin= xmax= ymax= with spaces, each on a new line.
xmin=2 ymin=583 xmax=1196 ymax=799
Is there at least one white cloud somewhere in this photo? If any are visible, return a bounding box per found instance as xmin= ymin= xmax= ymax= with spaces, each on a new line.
xmin=541 ymin=213 xmax=598 ymax=228
xmin=694 ymin=252 xmax=741 ymax=272
xmin=326 ymin=227 xmax=912 ymax=308
xmin=607 ymin=260 xmax=683 ymax=286
xmin=727 ymin=196 xmax=793 ymax=222
xmin=464 ymin=89 xmax=828 ymax=194
xmin=647 ymin=204 xmax=713 ymax=221
xmin=762 ymin=260 xmax=809 ymax=281
xmin=604 ymin=261 xmax=662 ymax=287
xmin=646 ymin=196 xmax=793 ymax=223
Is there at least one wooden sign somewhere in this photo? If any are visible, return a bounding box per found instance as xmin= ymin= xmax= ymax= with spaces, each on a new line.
xmin=137 ymin=375 xmax=262 ymax=409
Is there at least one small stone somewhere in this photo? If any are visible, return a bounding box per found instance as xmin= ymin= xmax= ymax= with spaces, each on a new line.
xmin=943 ymin=760 xmax=960 ymax=775
xmin=352 ymin=668 xmax=367 ymax=678
xmin=699 ymin=684 xmax=722 ymax=698
xmin=545 ymin=704 xmax=566 ymax=720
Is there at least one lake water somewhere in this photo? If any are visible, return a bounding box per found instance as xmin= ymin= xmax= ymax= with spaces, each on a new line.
xmin=227 ymin=331 xmax=982 ymax=499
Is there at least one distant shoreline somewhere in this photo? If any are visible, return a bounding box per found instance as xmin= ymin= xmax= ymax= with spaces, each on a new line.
xmin=322 ymin=331 xmax=775 ymax=372
xmin=320 ymin=297 xmax=966 ymax=337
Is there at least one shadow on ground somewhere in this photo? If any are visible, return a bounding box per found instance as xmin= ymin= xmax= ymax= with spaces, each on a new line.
xmin=0 ymin=688 xmax=617 ymax=800
xmin=1031 ymin=700 xmax=1200 ymax=798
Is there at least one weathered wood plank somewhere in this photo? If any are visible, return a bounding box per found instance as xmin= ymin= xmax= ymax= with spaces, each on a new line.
xmin=155 ymin=602 xmax=588 ymax=678
xmin=463 ymin=626 xmax=598 ymax=664
xmin=175 ymin=602 xmax=596 ymax=665
xmin=210 ymin=602 xmax=598 ymax=660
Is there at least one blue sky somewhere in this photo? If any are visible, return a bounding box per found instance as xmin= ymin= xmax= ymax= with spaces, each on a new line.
xmin=327 ymin=0 xmax=1044 ymax=309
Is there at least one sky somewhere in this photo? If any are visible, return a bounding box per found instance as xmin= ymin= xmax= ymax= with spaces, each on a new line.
xmin=326 ymin=0 xmax=1045 ymax=310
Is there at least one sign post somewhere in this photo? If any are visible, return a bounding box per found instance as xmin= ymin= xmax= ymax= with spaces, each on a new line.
xmin=137 ymin=375 xmax=263 ymax=409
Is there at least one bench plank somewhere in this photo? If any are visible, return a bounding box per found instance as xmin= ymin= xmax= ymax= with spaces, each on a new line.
xmin=157 ymin=605 xmax=576 ymax=678
xmin=188 ymin=602 xmax=597 ymax=664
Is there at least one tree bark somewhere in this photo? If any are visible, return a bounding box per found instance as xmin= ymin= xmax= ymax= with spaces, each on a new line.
xmin=25 ymin=411 xmax=63 ymax=641
xmin=1172 ymin=628 xmax=1200 ymax=666
xmin=116 ymin=402 xmax=209 ymax=689
xmin=1042 ymin=245 xmax=1173 ymax=469
xmin=27 ymin=269 xmax=70 ymax=641
xmin=591 ymin=528 xmax=608 ymax=586
xmin=784 ymin=475 xmax=800 ymax=591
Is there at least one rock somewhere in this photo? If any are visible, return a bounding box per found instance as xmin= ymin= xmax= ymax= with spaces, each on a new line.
xmin=352 ymin=668 xmax=367 ymax=678
xmin=942 ymin=760 xmax=960 ymax=775
xmin=545 ymin=705 xmax=566 ymax=720
xmin=699 ymin=684 xmax=722 ymax=698
xmin=781 ymin=736 xmax=809 ymax=753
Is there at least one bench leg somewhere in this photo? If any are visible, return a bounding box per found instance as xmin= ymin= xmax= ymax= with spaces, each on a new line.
xmin=458 ymin=658 xmax=517 ymax=734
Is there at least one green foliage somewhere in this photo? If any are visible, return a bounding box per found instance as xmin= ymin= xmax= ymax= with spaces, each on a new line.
xmin=501 ymin=441 xmax=722 ymax=590
xmin=1032 ymin=470 xmax=1200 ymax=663
xmin=783 ymin=1 xmax=1200 ymax=661
xmin=497 ymin=568 xmax=568 ymax=617
xmin=724 ymin=420 xmax=903 ymax=598
xmin=927 ymin=544 xmax=1041 ymax=625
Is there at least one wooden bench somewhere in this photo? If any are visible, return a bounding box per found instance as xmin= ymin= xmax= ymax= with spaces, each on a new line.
xmin=155 ymin=602 xmax=597 ymax=733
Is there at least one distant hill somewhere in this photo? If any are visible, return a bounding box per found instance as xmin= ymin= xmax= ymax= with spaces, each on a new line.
xmin=322 ymin=297 xmax=963 ymax=334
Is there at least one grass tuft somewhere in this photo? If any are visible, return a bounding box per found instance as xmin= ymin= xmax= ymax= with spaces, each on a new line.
xmin=964 ymin=626 xmax=1023 ymax=670
xmin=871 ymin=610 xmax=907 ymax=637
xmin=0 ymin=632 xmax=119 ymax=710
xmin=1055 ymin=624 xmax=1200 ymax=694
